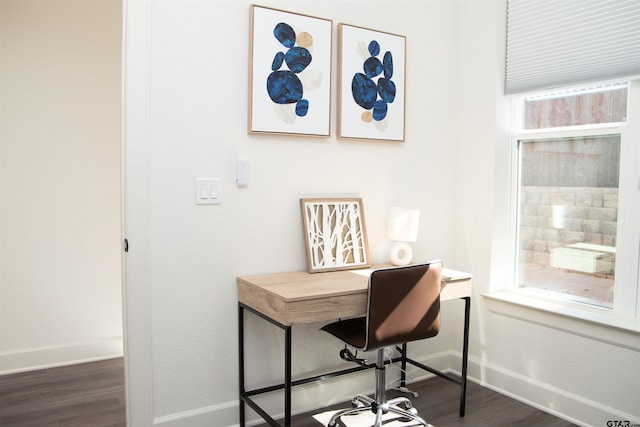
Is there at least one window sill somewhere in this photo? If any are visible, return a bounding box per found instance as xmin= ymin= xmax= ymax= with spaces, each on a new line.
xmin=483 ymin=291 xmax=640 ymax=352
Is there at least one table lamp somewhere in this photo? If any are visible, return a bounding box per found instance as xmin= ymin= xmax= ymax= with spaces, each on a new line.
xmin=388 ymin=207 xmax=420 ymax=266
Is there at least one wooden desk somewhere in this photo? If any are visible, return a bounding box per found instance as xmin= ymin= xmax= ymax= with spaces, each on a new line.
xmin=238 ymin=265 xmax=472 ymax=427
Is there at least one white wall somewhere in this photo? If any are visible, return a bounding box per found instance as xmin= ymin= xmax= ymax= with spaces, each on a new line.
xmin=124 ymin=1 xmax=466 ymax=425
xmin=122 ymin=0 xmax=639 ymax=426
xmin=0 ymin=0 xmax=123 ymax=373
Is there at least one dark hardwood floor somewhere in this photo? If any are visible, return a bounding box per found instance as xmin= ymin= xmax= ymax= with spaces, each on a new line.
xmin=255 ymin=375 xmax=578 ymax=427
xmin=0 ymin=358 xmax=125 ymax=427
xmin=1 ymin=358 xmax=577 ymax=427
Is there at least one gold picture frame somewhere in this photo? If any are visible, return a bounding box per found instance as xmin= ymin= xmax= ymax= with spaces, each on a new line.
xmin=338 ymin=23 xmax=406 ymax=142
xmin=300 ymin=198 xmax=370 ymax=273
xmin=249 ymin=5 xmax=333 ymax=137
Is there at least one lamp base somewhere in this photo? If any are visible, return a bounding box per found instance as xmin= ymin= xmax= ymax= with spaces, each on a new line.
xmin=390 ymin=241 xmax=413 ymax=266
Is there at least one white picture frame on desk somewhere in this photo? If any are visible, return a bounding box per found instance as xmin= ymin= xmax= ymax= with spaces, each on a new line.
xmin=300 ymin=198 xmax=370 ymax=273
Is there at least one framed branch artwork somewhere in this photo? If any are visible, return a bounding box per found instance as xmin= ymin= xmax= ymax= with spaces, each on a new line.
xmin=249 ymin=5 xmax=333 ymax=137
xmin=300 ymin=198 xmax=370 ymax=273
xmin=338 ymin=23 xmax=406 ymax=142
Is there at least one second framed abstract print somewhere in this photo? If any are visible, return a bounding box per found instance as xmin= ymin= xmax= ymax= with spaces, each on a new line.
xmin=338 ymin=23 xmax=406 ymax=142
xmin=249 ymin=5 xmax=332 ymax=137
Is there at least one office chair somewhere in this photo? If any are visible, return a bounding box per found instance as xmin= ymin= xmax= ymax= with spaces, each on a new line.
xmin=321 ymin=261 xmax=442 ymax=427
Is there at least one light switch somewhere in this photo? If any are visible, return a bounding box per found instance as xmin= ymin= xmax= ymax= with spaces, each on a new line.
xmin=195 ymin=178 xmax=221 ymax=205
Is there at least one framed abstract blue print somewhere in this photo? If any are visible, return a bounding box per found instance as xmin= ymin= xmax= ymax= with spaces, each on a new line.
xmin=338 ymin=23 xmax=406 ymax=142
xmin=249 ymin=5 xmax=332 ymax=137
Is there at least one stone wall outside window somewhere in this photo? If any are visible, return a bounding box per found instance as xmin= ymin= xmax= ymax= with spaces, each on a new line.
xmin=520 ymin=186 xmax=617 ymax=278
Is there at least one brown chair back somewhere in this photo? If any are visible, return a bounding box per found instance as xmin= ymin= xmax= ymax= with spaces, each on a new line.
xmin=363 ymin=261 xmax=442 ymax=351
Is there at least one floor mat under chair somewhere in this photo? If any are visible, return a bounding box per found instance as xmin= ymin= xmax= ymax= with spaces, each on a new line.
xmin=312 ymin=409 xmax=434 ymax=427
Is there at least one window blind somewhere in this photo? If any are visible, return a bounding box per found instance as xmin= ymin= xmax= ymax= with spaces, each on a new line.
xmin=505 ymin=0 xmax=640 ymax=95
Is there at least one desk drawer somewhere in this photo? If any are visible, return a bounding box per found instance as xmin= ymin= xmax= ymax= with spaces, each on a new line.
xmin=286 ymin=293 xmax=367 ymax=325
xmin=239 ymin=283 xmax=367 ymax=325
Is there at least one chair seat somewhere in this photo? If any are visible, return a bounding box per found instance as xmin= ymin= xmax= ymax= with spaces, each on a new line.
xmin=321 ymin=317 xmax=367 ymax=349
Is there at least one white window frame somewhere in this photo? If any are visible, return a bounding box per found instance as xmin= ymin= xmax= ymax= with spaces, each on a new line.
xmin=485 ymin=80 xmax=640 ymax=348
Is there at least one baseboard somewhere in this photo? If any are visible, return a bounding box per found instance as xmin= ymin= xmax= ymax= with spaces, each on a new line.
xmin=154 ymin=400 xmax=238 ymax=427
xmin=0 ymin=337 xmax=123 ymax=375
xmin=458 ymin=352 xmax=639 ymax=427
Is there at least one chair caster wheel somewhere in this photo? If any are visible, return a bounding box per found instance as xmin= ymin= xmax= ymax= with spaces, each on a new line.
xmin=403 ymin=400 xmax=418 ymax=412
xmin=351 ymin=399 xmax=365 ymax=408
xmin=396 ymin=406 xmax=419 ymax=423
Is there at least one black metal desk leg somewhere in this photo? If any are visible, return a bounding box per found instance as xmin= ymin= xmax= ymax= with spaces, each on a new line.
xmin=284 ymin=325 xmax=292 ymax=427
xmin=239 ymin=304 xmax=246 ymax=426
xmin=460 ymin=296 xmax=471 ymax=417
xmin=400 ymin=343 xmax=408 ymax=387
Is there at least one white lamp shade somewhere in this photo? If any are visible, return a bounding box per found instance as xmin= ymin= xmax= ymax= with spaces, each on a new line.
xmin=388 ymin=207 xmax=420 ymax=242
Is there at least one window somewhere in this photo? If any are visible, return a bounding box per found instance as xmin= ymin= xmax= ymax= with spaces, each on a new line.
xmin=512 ymin=82 xmax=640 ymax=317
